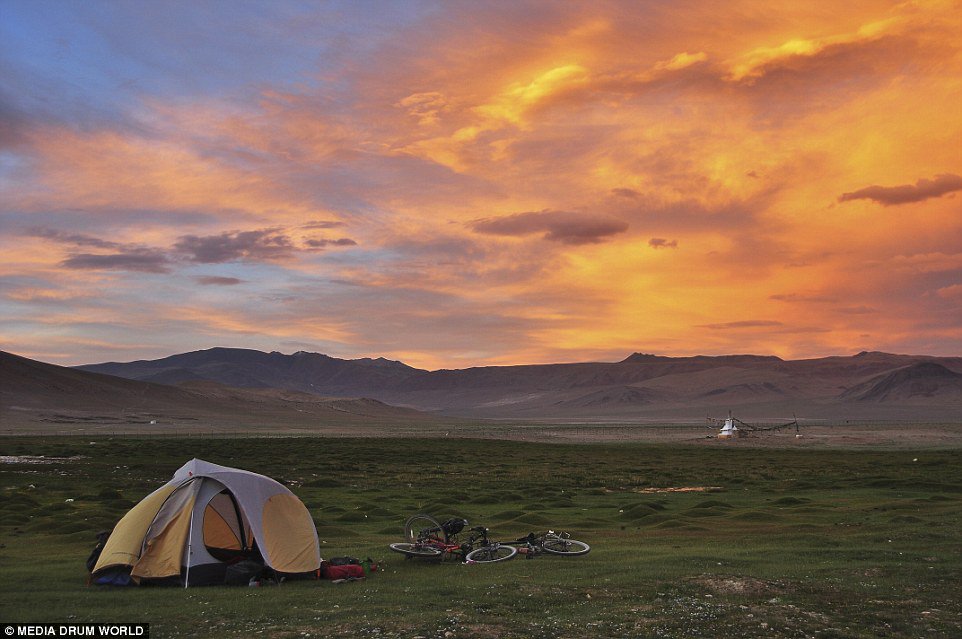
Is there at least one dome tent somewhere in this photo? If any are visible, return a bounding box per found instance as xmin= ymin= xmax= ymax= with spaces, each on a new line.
xmin=92 ymin=459 xmax=320 ymax=586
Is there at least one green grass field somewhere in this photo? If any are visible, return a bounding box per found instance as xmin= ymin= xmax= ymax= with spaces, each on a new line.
xmin=2 ymin=436 xmax=961 ymax=638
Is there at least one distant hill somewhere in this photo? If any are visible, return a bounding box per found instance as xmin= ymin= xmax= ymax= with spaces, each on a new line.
xmin=553 ymin=385 xmax=666 ymax=408
xmin=73 ymin=347 xmax=962 ymax=421
xmin=841 ymin=362 xmax=962 ymax=402
xmin=0 ymin=350 xmax=437 ymax=432
xmin=3 ymin=350 xmax=206 ymax=410
xmin=79 ymin=347 xmax=417 ymax=394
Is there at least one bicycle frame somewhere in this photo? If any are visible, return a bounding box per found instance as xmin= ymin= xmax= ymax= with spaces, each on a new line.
xmin=507 ymin=530 xmax=569 ymax=545
xmin=411 ymin=523 xmax=495 ymax=559
xmin=505 ymin=530 xmax=577 ymax=555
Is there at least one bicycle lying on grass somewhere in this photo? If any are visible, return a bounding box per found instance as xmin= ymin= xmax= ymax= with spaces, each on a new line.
xmin=388 ymin=513 xmax=517 ymax=563
xmin=389 ymin=514 xmax=590 ymax=563
xmin=505 ymin=530 xmax=591 ymax=557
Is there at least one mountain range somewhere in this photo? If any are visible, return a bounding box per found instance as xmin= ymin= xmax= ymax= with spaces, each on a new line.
xmin=74 ymin=347 xmax=962 ymax=421
xmin=0 ymin=350 xmax=437 ymax=433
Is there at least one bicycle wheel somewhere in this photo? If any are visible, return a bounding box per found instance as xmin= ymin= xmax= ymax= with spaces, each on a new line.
xmin=389 ymin=542 xmax=443 ymax=558
xmin=465 ymin=544 xmax=517 ymax=563
xmin=404 ymin=514 xmax=444 ymax=544
xmin=541 ymin=538 xmax=590 ymax=556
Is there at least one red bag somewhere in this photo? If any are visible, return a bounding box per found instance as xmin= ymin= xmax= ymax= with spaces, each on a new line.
xmin=320 ymin=563 xmax=365 ymax=580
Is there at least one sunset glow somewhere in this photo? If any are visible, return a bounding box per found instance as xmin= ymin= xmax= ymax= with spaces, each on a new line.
xmin=2 ymin=1 xmax=961 ymax=368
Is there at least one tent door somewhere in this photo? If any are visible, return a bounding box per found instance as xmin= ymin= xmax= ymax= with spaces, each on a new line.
xmin=202 ymin=489 xmax=253 ymax=561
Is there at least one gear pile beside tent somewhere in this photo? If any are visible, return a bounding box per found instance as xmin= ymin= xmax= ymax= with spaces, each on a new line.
xmin=91 ymin=459 xmax=321 ymax=586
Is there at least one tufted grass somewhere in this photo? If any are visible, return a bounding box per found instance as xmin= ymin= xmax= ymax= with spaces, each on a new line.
xmin=1 ymin=436 xmax=961 ymax=637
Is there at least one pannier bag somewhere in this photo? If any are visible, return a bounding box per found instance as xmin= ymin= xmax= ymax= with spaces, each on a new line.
xmin=441 ymin=518 xmax=467 ymax=537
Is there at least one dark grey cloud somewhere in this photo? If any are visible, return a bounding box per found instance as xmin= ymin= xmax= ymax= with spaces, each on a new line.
xmin=27 ymin=226 xmax=120 ymax=249
xmin=31 ymin=222 xmax=358 ymax=274
xmin=648 ymin=238 xmax=677 ymax=249
xmin=839 ymin=173 xmax=962 ymax=206
xmin=60 ymin=249 xmax=170 ymax=273
xmin=174 ymin=228 xmax=295 ymax=263
xmin=196 ymin=276 xmax=244 ymax=286
xmin=304 ymin=237 xmax=358 ymax=248
xmin=468 ymin=210 xmax=629 ymax=245
xmin=31 ymin=225 xmax=171 ymax=273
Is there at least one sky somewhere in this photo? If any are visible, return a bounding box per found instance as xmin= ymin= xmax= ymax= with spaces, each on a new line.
xmin=1 ymin=0 xmax=961 ymax=369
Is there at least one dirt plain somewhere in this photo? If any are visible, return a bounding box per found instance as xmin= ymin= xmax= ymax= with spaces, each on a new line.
xmin=3 ymin=411 xmax=961 ymax=451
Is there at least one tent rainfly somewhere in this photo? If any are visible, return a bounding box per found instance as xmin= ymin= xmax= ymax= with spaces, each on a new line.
xmin=92 ymin=459 xmax=321 ymax=586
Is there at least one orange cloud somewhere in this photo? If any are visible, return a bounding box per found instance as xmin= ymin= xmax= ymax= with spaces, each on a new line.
xmin=723 ymin=11 xmax=910 ymax=82
xmin=654 ymin=51 xmax=709 ymax=71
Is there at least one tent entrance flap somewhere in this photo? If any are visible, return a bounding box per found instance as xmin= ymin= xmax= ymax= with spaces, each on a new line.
xmin=203 ymin=489 xmax=253 ymax=561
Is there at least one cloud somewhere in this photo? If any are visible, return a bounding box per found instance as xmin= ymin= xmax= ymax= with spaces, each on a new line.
xmin=472 ymin=65 xmax=590 ymax=126
xmin=396 ymin=92 xmax=450 ymax=126
xmin=395 ymin=64 xmax=595 ymax=171
xmin=936 ymin=284 xmax=962 ymax=300
xmin=468 ymin=210 xmax=628 ymax=245
xmin=727 ymin=37 xmax=827 ymax=83
xmin=196 ymin=276 xmax=244 ymax=286
xmin=770 ymin=293 xmax=837 ymax=303
xmin=887 ymin=252 xmax=962 ymax=274
xmin=26 ymin=227 xmax=121 ymax=249
xmin=648 ymin=238 xmax=678 ymax=249
xmin=724 ymin=12 xmax=909 ymax=83
xmin=174 ymin=228 xmax=295 ymax=263
xmin=301 ymin=220 xmax=346 ymax=230
xmin=174 ymin=227 xmax=359 ymax=261
xmin=698 ymin=320 xmax=784 ymax=330
xmin=654 ymin=51 xmax=708 ymax=72
xmin=611 ymin=188 xmax=642 ymax=199
xmin=838 ymin=173 xmax=962 ymax=206
xmin=304 ymin=237 xmax=358 ymax=248
xmin=4 ymin=2 xmax=962 ymax=365
xmin=27 ymin=221 xmax=359 ymax=275
xmin=834 ymin=305 xmax=877 ymax=315
xmin=4 ymin=286 xmax=89 ymax=303
xmin=60 ymin=250 xmax=170 ymax=273
xmin=28 ymin=226 xmax=172 ymax=273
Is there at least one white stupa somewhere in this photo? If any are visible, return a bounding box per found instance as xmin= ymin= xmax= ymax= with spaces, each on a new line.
xmin=718 ymin=415 xmax=740 ymax=439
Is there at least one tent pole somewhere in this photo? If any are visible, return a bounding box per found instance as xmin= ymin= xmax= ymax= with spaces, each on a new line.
xmin=185 ymin=507 xmax=193 ymax=589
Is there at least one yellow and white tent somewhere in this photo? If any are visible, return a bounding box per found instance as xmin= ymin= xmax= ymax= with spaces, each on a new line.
xmin=93 ymin=459 xmax=320 ymax=586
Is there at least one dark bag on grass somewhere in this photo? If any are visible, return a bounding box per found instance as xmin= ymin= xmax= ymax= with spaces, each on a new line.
xmin=325 ymin=556 xmax=361 ymax=566
xmin=85 ymin=530 xmax=111 ymax=572
xmin=441 ymin=518 xmax=466 ymax=537
xmin=91 ymin=566 xmax=133 ymax=587
xmin=225 ymin=559 xmax=266 ymax=586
